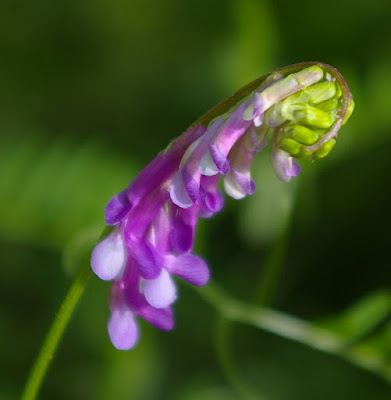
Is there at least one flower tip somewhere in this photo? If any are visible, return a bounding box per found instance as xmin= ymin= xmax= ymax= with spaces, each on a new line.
xmin=108 ymin=308 xmax=139 ymax=350
xmin=91 ymin=230 xmax=127 ymax=281
xmin=144 ymin=270 xmax=177 ymax=308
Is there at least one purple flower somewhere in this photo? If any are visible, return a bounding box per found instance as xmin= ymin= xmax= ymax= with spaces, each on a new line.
xmin=91 ymin=63 xmax=354 ymax=349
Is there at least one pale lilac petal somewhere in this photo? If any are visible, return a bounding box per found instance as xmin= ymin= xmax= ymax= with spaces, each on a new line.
xmin=108 ymin=308 xmax=139 ymax=350
xmin=105 ymin=190 xmax=130 ymax=225
xmin=170 ymin=171 xmax=193 ymax=208
xmin=125 ymin=234 xmax=162 ymax=279
xmin=209 ymin=144 xmax=230 ymax=175
xmin=253 ymin=113 xmax=264 ymax=127
xmin=223 ymin=169 xmax=255 ymax=200
xmin=144 ymin=269 xmax=177 ymax=308
xmin=271 ymin=149 xmax=301 ymax=182
xmin=91 ymin=229 xmax=127 ymax=281
xmin=165 ymin=254 xmax=210 ymax=286
xmin=232 ymin=169 xmax=256 ymax=195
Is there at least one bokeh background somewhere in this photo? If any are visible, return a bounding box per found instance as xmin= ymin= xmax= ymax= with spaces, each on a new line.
xmin=1 ymin=0 xmax=391 ymax=399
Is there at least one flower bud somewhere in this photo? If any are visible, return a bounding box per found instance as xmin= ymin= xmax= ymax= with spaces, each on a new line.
xmin=287 ymin=125 xmax=319 ymax=145
xmin=313 ymin=139 xmax=336 ymax=159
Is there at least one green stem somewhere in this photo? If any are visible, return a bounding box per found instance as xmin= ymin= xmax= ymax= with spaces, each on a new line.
xmin=198 ymin=283 xmax=391 ymax=383
xmin=21 ymin=262 xmax=92 ymax=400
xmin=214 ymin=317 xmax=263 ymax=400
xmin=254 ymin=218 xmax=291 ymax=306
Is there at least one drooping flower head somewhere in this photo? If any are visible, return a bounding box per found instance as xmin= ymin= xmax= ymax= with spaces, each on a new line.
xmin=91 ymin=62 xmax=354 ymax=350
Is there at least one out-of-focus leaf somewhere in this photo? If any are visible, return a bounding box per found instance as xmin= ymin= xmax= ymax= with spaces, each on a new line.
xmin=216 ymin=0 xmax=277 ymax=92
xmin=318 ymin=290 xmax=391 ymax=342
xmin=239 ymin=151 xmax=298 ymax=247
xmin=0 ymin=132 xmax=138 ymax=249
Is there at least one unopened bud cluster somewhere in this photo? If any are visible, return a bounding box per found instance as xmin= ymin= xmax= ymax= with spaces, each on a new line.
xmin=263 ymin=66 xmax=354 ymax=161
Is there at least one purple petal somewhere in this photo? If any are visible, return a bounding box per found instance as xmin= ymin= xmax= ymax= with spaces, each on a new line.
xmin=124 ymin=234 xmax=162 ymax=279
xmin=209 ymin=144 xmax=230 ymax=175
xmin=170 ymin=171 xmax=193 ymax=209
xmin=91 ymin=228 xmax=127 ymax=281
xmin=126 ymin=125 xmax=206 ymax=210
xmin=104 ymin=190 xmax=131 ymax=225
xmin=203 ymin=190 xmax=224 ymax=214
xmin=169 ymin=216 xmax=193 ymax=254
xmin=165 ymin=254 xmax=210 ymax=286
xmin=108 ymin=307 xmax=139 ymax=350
xmin=133 ymin=300 xmax=175 ymax=331
xmin=144 ymin=269 xmax=177 ymax=308
xmin=199 ymin=175 xmax=224 ymax=218
xmin=182 ymin=168 xmax=205 ymax=204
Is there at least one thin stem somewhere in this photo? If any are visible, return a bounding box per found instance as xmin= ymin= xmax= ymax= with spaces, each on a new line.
xmin=214 ymin=317 xmax=263 ymax=400
xmin=254 ymin=218 xmax=291 ymax=306
xmin=21 ymin=262 xmax=92 ymax=400
xmin=198 ymin=283 xmax=391 ymax=383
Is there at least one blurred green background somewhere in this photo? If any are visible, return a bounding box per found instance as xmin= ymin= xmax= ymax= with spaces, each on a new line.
xmin=1 ymin=0 xmax=391 ymax=399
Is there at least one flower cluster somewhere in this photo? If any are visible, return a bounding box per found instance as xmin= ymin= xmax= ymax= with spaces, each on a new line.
xmin=91 ymin=63 xmax=353 ymax=350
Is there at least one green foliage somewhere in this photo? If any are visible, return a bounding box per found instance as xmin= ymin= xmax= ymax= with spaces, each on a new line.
xmin=1 ymin=0 xmax=391 ymax=399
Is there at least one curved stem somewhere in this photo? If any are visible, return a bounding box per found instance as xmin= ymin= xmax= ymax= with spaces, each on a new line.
xmin=197 ymin=283 xmax=391 ymax=383
xmin=21 ymin=262 xmax=92 ymax=400
xmin=254 ymin=217 xmax=291 ymax=306
xmin=214 ymin=317 xmax=264 ymax=400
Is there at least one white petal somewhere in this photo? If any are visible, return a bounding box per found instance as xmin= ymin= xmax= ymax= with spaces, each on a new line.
xmin=91 ymin=229 xmax=127 ymax=281
xmin=169 ymin=171 xmax=193 ymax=208
xmin=144 ymin=269 xmax=177 ymax=308
xmin=199 ymin=152 xmax=219 ymax=176
xmin=223 ymin=173 xmax=246 ymax=199
xmin=108 ymin=308 xmax=139 ymax=350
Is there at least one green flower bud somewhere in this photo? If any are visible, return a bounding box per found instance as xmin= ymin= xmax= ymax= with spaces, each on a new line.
xmin=315 ymin=98 xmax=340 ymax=112
xmin=342 ymin=99 xmax=355 ymax=125
xmin=303 ymin=81 xmax=337 ymax=104
xmin=295 ymin=147 xmax=313 ymax=158
xmin=279 ymin=137 xmax=302 ymax=155
xmin=288 ymin=125 xmax=319 ymax=145
xmin=313 ymin=139 xmax=336 ymax=159
xmin=284 ymin=104 xmax=335 ymax=128
xmin=335 ymin=82 xmax=343 ymax=98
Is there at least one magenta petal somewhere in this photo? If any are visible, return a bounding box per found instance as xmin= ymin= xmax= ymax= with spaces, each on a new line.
xmin=169 ymin=217 xmax=193 ymax=254
xmin=144 ymin=269 xmax=177 ymax=308
xmin=204 ymin=190 xmax=224 ymax=213
xmin=133 ymin=300 xmax=175 ymax=331
xmin=91 ymin=229 xmax=127 ymax=281
xmin=105 ymin=190 xmax=131 ymax=225
xmin=209 ymin=144 xmax=230 ymax=175
xmin=182 ymin=169 xmax=204 ymax=204
xmin=165 ymin=254 xmax=210 ymax=286
xmin=108 ymin=307 xmax=139 ymax=350
xmin=125 ymin=234 xmax=162 ymax=279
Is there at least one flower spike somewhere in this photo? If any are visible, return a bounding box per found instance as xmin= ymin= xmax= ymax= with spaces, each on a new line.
xmin=91 ymin=62 xmax=354 ymax=350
